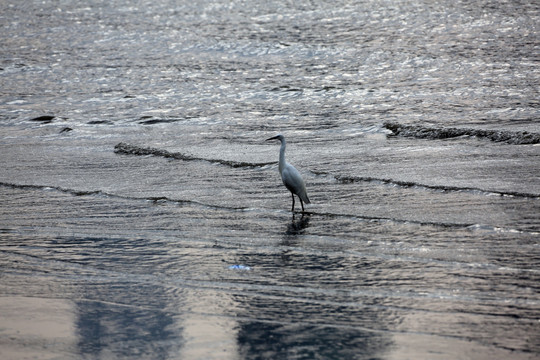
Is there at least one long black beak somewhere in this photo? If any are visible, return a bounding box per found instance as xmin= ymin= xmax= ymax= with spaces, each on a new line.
xmin=266 ymin=136 xmax=279 ymax=141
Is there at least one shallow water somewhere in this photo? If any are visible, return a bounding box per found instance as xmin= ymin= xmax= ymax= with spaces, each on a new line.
xmin=1 ymin=0 xmax=539 ymax=359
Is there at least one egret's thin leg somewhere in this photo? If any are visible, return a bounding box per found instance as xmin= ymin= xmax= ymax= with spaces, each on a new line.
xmin=291 ymin=193 xmax=295 ymax=212
xmin=300 ymin=198 xmax=305 ymax=212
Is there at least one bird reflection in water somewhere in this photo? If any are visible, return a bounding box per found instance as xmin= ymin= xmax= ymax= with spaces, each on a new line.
xmin=281 ymin=213 xmax=311 ymax=262
xmin=286 ymin=213 xmax=311 ymax=236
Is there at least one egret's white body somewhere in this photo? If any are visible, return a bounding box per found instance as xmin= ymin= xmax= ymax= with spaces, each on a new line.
xmin=266 ymin=135 xmax=310 ymax=212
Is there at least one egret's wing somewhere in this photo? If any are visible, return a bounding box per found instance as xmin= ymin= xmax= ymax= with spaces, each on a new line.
xmin=282 ymin=163 xmax=310 ymax=203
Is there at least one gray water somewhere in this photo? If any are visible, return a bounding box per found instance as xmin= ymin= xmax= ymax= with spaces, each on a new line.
xmin=1 ymin=0 xmax=539 ymax=359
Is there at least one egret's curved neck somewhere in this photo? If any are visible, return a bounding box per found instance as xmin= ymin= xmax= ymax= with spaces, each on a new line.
xmin=278 ymin=139 xmax=286 ymax=174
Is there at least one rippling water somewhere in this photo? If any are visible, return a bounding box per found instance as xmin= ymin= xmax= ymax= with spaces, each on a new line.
xmin=1 ymin=0 xmax=539 ymax=359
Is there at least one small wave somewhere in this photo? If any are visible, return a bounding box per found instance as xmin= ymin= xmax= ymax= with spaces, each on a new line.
xmin=313 ymin=171 xmax=540 ymax=199
xmin=0 ymin=181 xmax=198 ymax=207
xmin=306 ymin=210 xmax=474 ymax=229
xmin=1 ymin=181 xmax=476 ymax=229
xmin=114 ymin=142 xmax=276 ymax=168
xmin=139 ymin=119 xmax=179 ymax=125
xmin=118 ymin=143 xmax=532 ymax=202
xmin=467 ymin=224 xmax=540 ymax=236
xmin=9 ymin=182 xmax=538 ymax=232
xmin=383 ymin=122 xmax=540 ymax=145
xmin=0 ymin=182 xmax=109 ymax=198
xmin=138 ymin=116 xmax=190 ymax=125
xmin=269 ymin=85 xmax=303 ymax=92
xmin=29 ymin=115 xmax=55 ymax=124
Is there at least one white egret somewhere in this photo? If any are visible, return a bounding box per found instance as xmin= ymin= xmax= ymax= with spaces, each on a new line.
xmin=266 ymin=134 xmax=311 ymax=212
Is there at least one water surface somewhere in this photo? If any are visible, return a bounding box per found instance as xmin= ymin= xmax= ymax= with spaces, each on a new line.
xmin=1 ymin=0 xmax=539 ymax=359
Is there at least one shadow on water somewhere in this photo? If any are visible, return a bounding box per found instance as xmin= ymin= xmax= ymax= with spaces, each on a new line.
xmin=76 ymin=293 xmax=178 ymax=359
xmin=234 ymin=214 xmax=393 ymax=359
xmin=72 ymin=238 xmax=182 ymax=359
xmin=236 ymin=321 xmax=391 ymax=360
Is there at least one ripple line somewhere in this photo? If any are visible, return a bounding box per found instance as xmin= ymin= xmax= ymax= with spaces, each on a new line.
xmin=114 ymin=143 xmax=538 ymax=199
xmin=114 ymin=142 xmax=276 ymax=168
xmin=313 ymin=171 xmax=540 ymax=199
xmin=0 ymin=181 xmax=475 ymax=229
xmin=384 ymin=121 xmax=540 ymax=145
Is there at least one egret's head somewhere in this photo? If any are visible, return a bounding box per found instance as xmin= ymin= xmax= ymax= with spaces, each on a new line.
xmin=266 ymin=134 xmax=284 ymax=142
